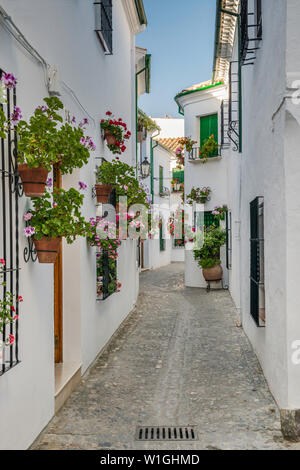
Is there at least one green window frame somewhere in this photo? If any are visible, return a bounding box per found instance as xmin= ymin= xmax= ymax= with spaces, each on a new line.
xmin=200 ymin=114 xmax=218 ymax=157
xmin=159 ymin=165 xmax=163 ymax=194
xmin=194 ymin=211 xmax=220 ymax=230
xmin=172 ymin=169 xmax=184 ymax=184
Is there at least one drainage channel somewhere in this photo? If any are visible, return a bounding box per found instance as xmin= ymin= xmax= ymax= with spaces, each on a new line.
xmin=136 ymin=426 xmax=197 ymax=441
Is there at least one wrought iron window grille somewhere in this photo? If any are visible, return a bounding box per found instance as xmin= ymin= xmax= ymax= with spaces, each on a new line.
xmin=250 ymin=196 xmax=265 ymax=327
xmin=94 ymin=1 xmax=113 ymax=55
xmin=228 ymin=61 xmax=239 ymax=152
xmin=96 ymin=250 xmax=117 ymax=300
xmin=240 ymin=0 xmax=262 ymax=66
xmin=221 ymin=100 xmax=230 ymax=149
xmin=226 ymin=211 xmax=232 ymax=270
xmin=0 ymin=68 xmax=22 ymax=375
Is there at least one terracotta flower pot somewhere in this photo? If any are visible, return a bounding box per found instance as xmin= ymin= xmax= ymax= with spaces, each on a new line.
xmin=33 ymin=237 xmax=61 ymax=264
xmin=104 ymin=130 xmax=117 ymax=146
xmin=18 ymin=164 xmax=48 ymax=197
xmin=202 ymin=264 xmax=223 ymax=281
xmin=94 ymin=184 xmax=113 ymax=203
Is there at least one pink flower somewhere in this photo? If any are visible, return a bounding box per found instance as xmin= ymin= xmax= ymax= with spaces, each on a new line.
xmin=10 ymin=106 xmax=22 ymax=125
xmin=24 ymin=226 xmax=35 ymax=237
xmin=78 ymin=181 xmax=87 ymax=191
xmin=8 ymin=334 xmax=14 ymax=345
xmin=18 ymin=296 xmax=23 ymax=302
xmin=1 ymin=73 xmax=17 ymax=89
xmin=24 ymin=212 xmax=33 ymax=222
xmin=0 ymin=258 xmax=5 ymax=265
xmin=46 ymin=177 xmax=53 ymax=187
xmin=13 ymin=315 xmax=19 ymax=321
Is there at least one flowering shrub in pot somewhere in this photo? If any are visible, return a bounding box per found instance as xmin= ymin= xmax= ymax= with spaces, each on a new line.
xmin=212 ymin=204 xmax=228 ymax=221
xmin=193 ymin=226 xmax=226 ymax=281
xmin=24 ymin=187 xmax=88 ymax=263
xmin=199 ymin=135 xmax=219 ymax=162
xmin=16 ymin=97 xmax=95 ymax=196
xmin=186 ymin=186 xmax=211 ymax=205
xmin=100 ymin=111 xmax=131 ymax=155
xmin=0 ymin=72 xmax=19 ymax=139
xmin=0 ymin=259 xmax=22 ymax=345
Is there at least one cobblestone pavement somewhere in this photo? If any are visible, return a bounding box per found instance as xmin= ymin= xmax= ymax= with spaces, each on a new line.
xmin=32 ymin=263 xmax=300 ymax=450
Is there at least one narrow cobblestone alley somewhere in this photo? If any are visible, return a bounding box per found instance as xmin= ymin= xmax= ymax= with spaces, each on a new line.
xmin=32 ymin=263 xmax=299 ymax=450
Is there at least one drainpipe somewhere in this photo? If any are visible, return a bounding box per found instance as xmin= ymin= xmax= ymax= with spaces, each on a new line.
xmin=150 ymin=130 xmax=160 ymax=203
xmin=135 ymin=66 xmax=147 ymax=178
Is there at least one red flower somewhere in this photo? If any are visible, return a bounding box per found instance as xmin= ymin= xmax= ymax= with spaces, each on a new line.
xmin=121 ymin=145 xmax=126 ymax=152
xmin=11 ymin=306 xmax=15 ymax=312
xmin=13 ymin=315 xmax=19 ymax=321
xmin=8 ymin=334 xmax=14 ymax=345
xmin=0 ymin=259 xmax=5 ymax=265
xmin=18 ymin=295 xmax=23 ymax=302
xmin=106 ymin=111 xmax=112 ymax=116
xmin=127 ymin=131 xmax=131 ymax=136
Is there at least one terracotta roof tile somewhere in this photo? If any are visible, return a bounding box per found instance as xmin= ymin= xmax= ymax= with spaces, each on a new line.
xmin=155 ymin=137 xmax=184 ymax=153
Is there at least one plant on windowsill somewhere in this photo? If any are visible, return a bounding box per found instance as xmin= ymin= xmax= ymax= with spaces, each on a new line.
xmin=16 ymin=97 xmax=95 ymax=197
xmin=199 ymin=135 xmax=219 ymax=162
xmin=100 ymin=111 xmax=131 ymax=155
xmin=95 ymin=159 xmax=150 ymax=209
xmin=193 ymin=226 xmax=226 ymax=281
xmin=212 ymin=204 xmax=228 ymax=221
xmin=0 ymin=259 xmax=22 ymax=345
xmin=179 ymin=137 xmax=197 ymax=153
xmin=24 ymin=187 xmax=88 ymax=263
xmin=186 ymin=186 xmax=211 ymax=205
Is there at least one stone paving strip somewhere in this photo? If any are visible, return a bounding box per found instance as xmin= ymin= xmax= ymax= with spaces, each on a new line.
xmin=32 ymin=263 xmax=300 ymax=450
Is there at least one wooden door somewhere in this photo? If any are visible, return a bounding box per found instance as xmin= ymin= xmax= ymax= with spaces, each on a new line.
xmin=200 ymin=114 xmax=218 ymax=146
xmin=53 ymin=166 xmax=63 ymax=363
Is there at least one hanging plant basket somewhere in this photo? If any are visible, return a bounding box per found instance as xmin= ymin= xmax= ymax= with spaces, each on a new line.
xmin=202 ymin=264 xmax=223 ymax=281
xmin=104 ymin=130 xmax=117 ymax=146
xmin=94 ymin=184 xmax=113 ymax=203
xmin=18 ymin=164 xmax=48 ymax=197
xmin=33 ymin=237 xmax=60 ymax=264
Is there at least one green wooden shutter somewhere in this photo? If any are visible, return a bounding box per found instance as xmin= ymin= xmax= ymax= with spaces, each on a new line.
xmin=159 ymin=221 xmax=165 ymax=251
xmin=200 ymin=114 xmax=218 ymax=147
xmin=159 ymin=165 xmax=163 ymax=193
xmin=194 ymin=211 xmax=220 ymax=229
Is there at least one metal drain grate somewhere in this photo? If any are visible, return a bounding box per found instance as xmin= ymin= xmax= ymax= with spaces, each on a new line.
xmin=136 ymin=426 xmax=197 ymax=441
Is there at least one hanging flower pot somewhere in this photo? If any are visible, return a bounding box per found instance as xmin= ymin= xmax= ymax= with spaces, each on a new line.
xmin=202 ymin=264 xmax=223 ymax=282
xmin=94 ymin=184 xmax=113 ymax=203
xmin=18 ymin=164 xmax=48 ymax=197
xmin=104 ymin=130 xmax=117 ymax=146
xmin=33 ymin=237 xmax=60 ymax=264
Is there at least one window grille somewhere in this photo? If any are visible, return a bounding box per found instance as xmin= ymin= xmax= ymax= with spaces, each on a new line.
xmin=96 ymin=250 xmax=117 ymax=300
xmin=221 ymin=100 xmax=230 ymax=149
xmin=250 ymin=196 xmax=265 ymax=326
xmin=0 ymin=68 xmax=22 ymax=375
xmin=94 ymin=1 xmax=113 ymax=55
xmin=194 ymin=211 xmax=220 ymax=230
xmin=159 ymin=220 xmax=165 ymax=251
xmin=228 ymin=61 xmax=239 ymax=152
xmin=240 ymin=0 xmax=262 ymax=66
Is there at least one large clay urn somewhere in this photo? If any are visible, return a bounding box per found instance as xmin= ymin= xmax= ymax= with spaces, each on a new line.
xmin=202 ymin=263 xmax=223 ymax=281
xmin=18 ymin=164 xmax=48 ymax=197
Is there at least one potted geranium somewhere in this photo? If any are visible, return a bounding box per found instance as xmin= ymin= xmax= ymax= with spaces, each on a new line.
xmin=95 ymin=159 xmax=150 ymax=209
xmin=179 ymin=137 xmax=197 ymax=153
xmin=199 ymin=135 xmax=219 ymax=162
xmin=193 ymin=226 xmax=226 ymax=281
xmin=212 ymin=204 xmax=228 ymax=220
xmin=186 ymin=186 xmax=211 ymax=205
xmin=100 ymin=111 xmax=131 ymax=155
xmin=24 ymin=187 xmax=88 ymax=263
xmin=16 ymin=97 xmax=95 ymax=197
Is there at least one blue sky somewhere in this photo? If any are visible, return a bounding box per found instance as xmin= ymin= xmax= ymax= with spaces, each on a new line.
xmin=137 ymin=0 xmax=216 ymax=118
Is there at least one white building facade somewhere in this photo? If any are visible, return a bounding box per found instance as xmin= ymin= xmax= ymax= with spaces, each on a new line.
xmin=0 ymin=0 xmax=147 ymax=449
xmin=177 ymin=0 xmax=300 ymax=439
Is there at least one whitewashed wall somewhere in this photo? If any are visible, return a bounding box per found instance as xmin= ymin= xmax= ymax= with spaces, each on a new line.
xmin=177 ymin=85 xmax=229 ymax=289
xmin=0 ymin=0 xmax=140 ymax=449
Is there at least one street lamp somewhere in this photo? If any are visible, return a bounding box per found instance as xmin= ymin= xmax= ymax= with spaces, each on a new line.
xmin=140 ymin=157 xmax=150 ymax=179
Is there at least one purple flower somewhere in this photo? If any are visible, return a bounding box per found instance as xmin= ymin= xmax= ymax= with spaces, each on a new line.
xmin=83 ymin=118 xmax=89 ymax=125
xmin=1 ymin=73 xmax=17 ymax=89
xmin=46 ymin=177 xmax=53 ymax=187
xmin=80 ymin=137 xmax=86 ymax=146
xmin=10 ymin=106 xmax=22 ymax=126
xmin=24 ymin=213 xmax=33 ymax=222
xmin=71 ymin=116 xmax=76 ymax=123
xmin=78 ymin=181 xmax=87 ymax=191
xmin=49 ymin=115 xmax=53 ymax=121
xmin=24 ymin=226 xmax=35 ymax=237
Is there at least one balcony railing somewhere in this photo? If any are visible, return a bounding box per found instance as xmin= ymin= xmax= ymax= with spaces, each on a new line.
xmin=159 ymin=186 xmax=170 ymax=197
xmin=188 ymin=145 xmax=222 ymax=161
